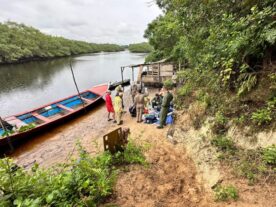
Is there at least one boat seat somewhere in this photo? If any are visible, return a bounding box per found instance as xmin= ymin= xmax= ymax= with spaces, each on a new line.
xmin=81 ymin=97 xmax=91 ymax=103
xmin=5 ymin=116 xmax=27 ymax=128
xmin=56 ymin=104 xmax=75 ymax=112
xmin=32 ymin=112 xmax=51 ymax=122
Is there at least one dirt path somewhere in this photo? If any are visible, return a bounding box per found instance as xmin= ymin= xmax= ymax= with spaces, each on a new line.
xmin=108 ymin=119 xmax=217 ymax=207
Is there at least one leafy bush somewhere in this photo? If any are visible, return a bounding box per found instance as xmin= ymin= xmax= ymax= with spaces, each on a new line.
xmin=233 ymin=115 xmax=246 ymax=125
xmin=0 ymin=142 xmax=146 ymax=206
xmin=214 ymin=185 xmax=239 ymax=202
xmin=251 ymin=108 xmax=272 ymax=125
xmin=113 ymin=141 xmax=146 ymax=165
xmin=235 ymin=160 xmax=260 ymax=183
xmin=177 ymin=84 xmax=192 ymax=97
xmin=211 ymin=112 xmax=229 ymax=134
xmin=217 ymin=146 xmax=276 ymax=184
xmin=196 ymin=90 xmax=211 ymax=107
xmin=163 ymin=79 xmax=174 ymax=90
xmin=211 ymin=136 xmax=236 ymax=152
xmin=262 ymin=145 xmax=276 ymax=165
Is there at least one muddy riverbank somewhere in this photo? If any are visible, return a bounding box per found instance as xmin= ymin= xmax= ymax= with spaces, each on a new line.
xmin=11 ymin=89 xmax=144 ymax=168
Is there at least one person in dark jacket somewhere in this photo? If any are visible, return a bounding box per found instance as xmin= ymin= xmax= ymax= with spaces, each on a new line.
xmin=157 ymin=87 xmax=173 ymax=129
xmin=151 ymin=93 xmax=163 ymax=111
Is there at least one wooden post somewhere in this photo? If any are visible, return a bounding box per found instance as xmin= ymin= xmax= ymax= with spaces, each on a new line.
xmin=121 ymin=67 xmax=124 ymax=83
xmin=132 ymin=67 xmax=134 ymax=81
xmin=158 ymin=63 xmax=161 ymax=83
xmin=140 ymin=65 xmax=143 ymax=90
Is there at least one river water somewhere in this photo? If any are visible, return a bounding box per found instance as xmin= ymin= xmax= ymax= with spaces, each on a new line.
xmin=0 ymin=51 xmax=145 ymax=117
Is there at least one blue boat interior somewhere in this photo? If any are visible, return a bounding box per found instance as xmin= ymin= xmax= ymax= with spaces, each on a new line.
xmin=38 ymin=105 xmax=68 ymax=118
xmin=17 ymin=114 xmax=44 ymax=125
xmin=10 ymin=92 xmax=99 ymax=127
xmin=0 ymin=128 xmax=4 ymax=136
xmin=58 ymin=96 xmax=87 ymax=109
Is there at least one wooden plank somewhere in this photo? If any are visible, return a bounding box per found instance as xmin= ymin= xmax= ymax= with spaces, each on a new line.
xmin=5 ymin=116 xmax=26 ymax=127
xmin=56 ymin=104 xmax=75 ymax=112
xmin=160 ymin=71 xmax=174 ymax=76
xmin=103 ymin=127 xmax=124 ymax=154
xmin=32 ymin=112 xmax=51 ymax=122
xmin=81 ymin=97 xmax=90 ymax=103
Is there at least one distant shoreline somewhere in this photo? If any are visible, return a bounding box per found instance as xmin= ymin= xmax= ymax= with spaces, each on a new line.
xmin=0 ymin=50 xmax=124 ymax=66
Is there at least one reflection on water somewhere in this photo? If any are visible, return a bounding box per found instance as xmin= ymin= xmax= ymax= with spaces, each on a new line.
xmin=0 ymin=51 xmax=145 ymax=116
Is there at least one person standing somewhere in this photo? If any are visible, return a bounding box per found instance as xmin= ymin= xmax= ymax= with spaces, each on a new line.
xmin=130 ymin=82 xmax=138 ymax=103
xmin=115 ymin=85 xmax=125 ymax=109
xmin=134 ymin=89 xmax=148 ymax=123
xmin=157 ymin=86 xmax=173 ymax=129
xmin=115 ymin=84 xmax=123 ymax=94
xmin=114 ymin=93 xmax=123 ymax=125
xmin=105 ymin=90 xmax=115 ymax=121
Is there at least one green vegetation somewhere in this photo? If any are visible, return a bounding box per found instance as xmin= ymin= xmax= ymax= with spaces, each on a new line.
xmin=211 ymin=136 xmax=236 ymax=152
xmin=163 ymin=79 xmax=174 ymax=90
xmin=128 ymin=42 xmax=153 ymax=53
xmin=211 ymin=137 xmax=276 ymax=184
xmin=145 ymin=0 xmax=276 ymax=129
xmin=0 ymin=22 xmax=124 ymax=64
xmin=18 ymin=124 xmax=36 ymax=133
xmin=0 ymin=142 xmax=145 ymax=206
xmin=213 ymin=184 xmax=239 ymax=202
xmin=146 ymin=1 xmax=276 ymax=186
xmin=262 ymin=145 xmax=276 ymax=165
xmin=1 ymin=124 xmax=36 ymax=138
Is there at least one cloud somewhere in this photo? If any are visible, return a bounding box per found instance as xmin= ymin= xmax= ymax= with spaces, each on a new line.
xmin=0 ymin=0 xmax=161 ymax=44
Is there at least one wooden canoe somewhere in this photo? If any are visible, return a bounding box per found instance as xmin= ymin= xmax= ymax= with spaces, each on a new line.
xmin=0 ymin=84 xmax=108 ymax=154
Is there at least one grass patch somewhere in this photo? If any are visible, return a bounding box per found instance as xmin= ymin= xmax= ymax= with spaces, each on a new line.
xmin=211 ymin=137 xmax=276 ymax=184
xmin=0 ymin=142 xmax=146 ymax=207
xmin=213 ymin=184 xmax=239 ymax=202
xmin=211 ymin=135 xmax=236 ymax=152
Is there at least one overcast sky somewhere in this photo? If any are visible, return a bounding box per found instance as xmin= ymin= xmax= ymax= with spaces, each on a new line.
xmin=0 ymin=0 xmax=161 ymax=44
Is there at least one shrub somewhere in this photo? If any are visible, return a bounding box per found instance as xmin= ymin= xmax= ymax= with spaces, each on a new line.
xmin=229 ymin=147 xmax=275 ymax=184
xmin=177 ymin=84 xmax=192 ymax=97
xmin=0 ymin=142 xmax=146 ymax=206
xmin=251 ymin=108 xmax=272 ymax=125
xmin=211 ymin=136 xmax=236 ymax=152
xmin=211 ymin=111 xmax=229 ymax=134
xmin=113 ymin=141 xmax=146 ymax=165
xmin=262 ymin=145 xmax=276 ymax=165
xmin=163 ymin=79 xmax=174 ymax=90
xmin=196 ymin=90 xmax=211 ymax=107
xmin=214 ymin=185 xmax=239 ymax=202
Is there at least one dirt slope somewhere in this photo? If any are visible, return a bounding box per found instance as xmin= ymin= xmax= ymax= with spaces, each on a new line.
xmin=108 ymin=121 xmax=217 ymax=207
